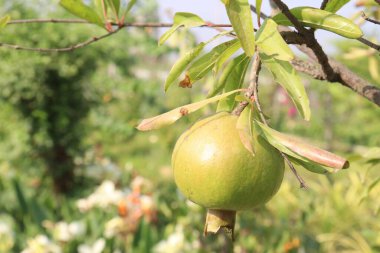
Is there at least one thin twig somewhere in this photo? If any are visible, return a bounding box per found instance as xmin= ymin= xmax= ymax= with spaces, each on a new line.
xmin=357 ymin=37 xmax=380 ymax=52
xmin=252 ymin=55 xmax=307 ymax=188
xmin=7 ymin=18 xmax=88 ymax=24
xmin=272 ymin=0 xmax=340 ymax=82
xmin=0 ymin=22 xmax=233 ymax=52
xmin=320 ymin=0 xmax=329 ymax=10
xmin=249 ymin=5 xmax=269 ymax=20
xmin=7 ymin=19 xmax=233 ymax=28
xmin=361 ymin=12 xmax=380 ymax=25
xmin=0 ymin=27 xmax=122 ymax=52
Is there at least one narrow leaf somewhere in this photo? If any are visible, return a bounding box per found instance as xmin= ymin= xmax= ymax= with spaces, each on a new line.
xmin=159 ymin=12 xmax=205 ymax=45
xmin=60 ymin=0 xmax=103 ymax=27
xmin=137 ymin=89 xmax=243 ymax=131
xmin=254 ymin=120 xmax=349 ymax=170
xmin=236 ymin=107 xmax=255 ymax=154
xmin=272 ymin=7 xmax=363 ymax=39
xmin=123 ymin=0 xmax=137 ymax=18
xmin=12 ymin=179 xmax=28 ymax=213
xmin=217 ymin=54 xmax=250 ymax=112
xmin=224 ymin=0 xmax=255 ymax=56
xmin=165 ymin=42 xmax=206 ymax=91
xmin=214 ymin=39 xmax=241 ymax=73
xmin=256 ymin=19 xmax=294 ymax=61
xmin=106 ymin=0 xmax=120 ymax=17
xmin=186 ymin=39 xmax=238 ymax=85
xmin=325 ymin=0 xmax=350 ymax=13
xmin=261 ymin=53 xmax=310 ymax=120
xmin=0 ymin=15 xmax=10 ymax=29
xmin=165 ymin=31 xmax=233 ymax=91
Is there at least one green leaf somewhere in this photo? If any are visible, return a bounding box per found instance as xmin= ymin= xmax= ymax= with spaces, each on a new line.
xmin=122 ymin=0 xmax=137 ymax=18
xmin=272 ymin=7 xmax=363 ymax=39
xmin=236 ymin=106 xmax=255 ymax=154
xmin=106 ymin=0 xmax=120 ymax=17
xmin=256 ymin=0 xmax=263 ymax=24
xmin=0 ymin=15 xmax=10 ymax=29
xmin=256 ymin=19 xmax=294 ymax=61
xmin=214 ymin=39 xmax=241 ymax=73
xmin=60 ymin=0 xmax=103 ymax=27
xmin=261 ymin=53 xmax=310 ymax=120
xmin=165 ymin=43 xmax=206 ymax=91
xmin=325 ymin=0 xmax=350 ymax=13
xmin=254 ymin=121 xmax=349 ymax=173
xmin=253 ymin=121 xmax=329 ymax=174
xmin=186 ymin=39 xmax=239 ymax=86
xmin=208 ymin=55 xmax=241 ymax=98
xmin=165 ymin=31 xmax=233 ymax=91
xmin=137 ymin=89 xmax=243 ymax=131
xmin=216 ymin=54 xmax=250 ymax=112
xmin=159 ymin=12 xmax=205 ymax=45
xmin=224 ymin=0 xmax=255 ymax=56
xmin=12 ymin=178 xmax=28 ymax=213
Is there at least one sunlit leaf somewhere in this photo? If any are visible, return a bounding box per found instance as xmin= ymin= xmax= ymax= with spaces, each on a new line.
xmin=121 ymin=0 xmax=137 ymax=18
xmin=216 ymin=54 xmax=250 ymax=112
xmin=325 ymin=0 xmax=350 ymax=13
xmin=261 ymin=53 xmax=310 ymax=121
xmin=165 ymin=42 xmax=206 ymax=91
xmin=224 ymin=0 xmax=255 ymax=56
xmin=106 ymin=0 xmax=120 ymax=17
xmin=368 ymin=56 xmax=380 ymax=82
xmin=60 ymin=0 xmax=104 ymax=27
xmin=256 ymin=19 xmax=294 ymax=61
xmin=343 ymin=48 xmax=373 ymax=60
xmin=254 ymin=120 xmax=349 ymax=173
xmin=186 ymin=39 xmax=238 ymax=86
xmin=165 ymin=31 xmax=234 ymax=91
xmin=272 ymin=7 xmax=363 ymax=39
xmin=0 ymin=15 xmax=10 ymax=30
xmin=137 ymin=89 xmax=243 ymax=131
xmin=213 ymin=39 xmax=241 ymax=73
xmin=159 ymin=12 xmax=205 ymax=45
xmin=236 ymin=106 xmax=255 ymax=154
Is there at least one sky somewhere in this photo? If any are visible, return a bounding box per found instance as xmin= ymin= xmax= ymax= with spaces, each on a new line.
xmin=156 ymin=0 xmax=377 ymax=54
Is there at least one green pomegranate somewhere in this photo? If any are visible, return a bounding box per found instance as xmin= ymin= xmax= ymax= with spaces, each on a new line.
xmin=171 ymin=112 xmax=285 ymax=238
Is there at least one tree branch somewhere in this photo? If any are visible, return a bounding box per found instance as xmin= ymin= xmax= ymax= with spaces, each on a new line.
xmin=240 ymin=54 xmax=307 ymax=188
xmin=361 ymin=12 xmax=380 ymax=25
xmin=320 ymin=0 xmax=329 ymax=10
xmin=0 ymin=22 xmax=232 ymax=52
xmin=272 ymin=0 xmax=340 ymax=83
xmin=0 ymin=27 xmax=122 ymax=52
xmin=292 ymin=58 xmax=380 ymax=106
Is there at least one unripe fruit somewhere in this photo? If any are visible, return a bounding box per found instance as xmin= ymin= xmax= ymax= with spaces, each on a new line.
xmin=172 ymin=112 xmax=285 ymax=211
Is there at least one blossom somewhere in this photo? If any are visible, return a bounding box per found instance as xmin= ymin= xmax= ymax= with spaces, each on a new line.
xmin=78 ymin=238 xmax=105 ymax=253
xmin=76 ymin=180 xmax=125 ymax=212
xmin=21 ymin=235 xmax=61 ymax=253
xmin=0 ymin=220 xmax=14 ymax=252
xmin=51 ymin=221 xmax=85 ymax=242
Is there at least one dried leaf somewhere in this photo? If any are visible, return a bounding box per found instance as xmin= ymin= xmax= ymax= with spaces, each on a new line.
xmin=137 ymin=89 xmax=243 ymax=131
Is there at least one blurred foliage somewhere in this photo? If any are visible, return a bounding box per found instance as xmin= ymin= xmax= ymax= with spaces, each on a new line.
xmin=0 ymin=0 xmax=380 ymax=252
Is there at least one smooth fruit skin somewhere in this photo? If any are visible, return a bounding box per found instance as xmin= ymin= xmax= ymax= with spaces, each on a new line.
xmin=172 ymin=112 xmax=285 ymax=211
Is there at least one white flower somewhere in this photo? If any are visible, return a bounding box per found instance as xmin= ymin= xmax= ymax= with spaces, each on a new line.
xmin=153 ymin=225 xmax=186 ymax=253
xmin=52 ymin=221 xmax=85 ymax=242
xmin=21 ymin=234 xmax=61 ymax=253
xmin=104 ymin=217 xmax=124 ymax=239
xmin=76 ymin=180 xmax=124 ymax=212
xmin=78 ymin=238 xmax=105 ymax=253
xmin=0 ymin=220 xmax=14 ymax=252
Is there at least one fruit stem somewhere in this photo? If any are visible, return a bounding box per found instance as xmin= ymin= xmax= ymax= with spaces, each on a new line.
xmin=204 ymin=209 xmax=236 ymax=241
